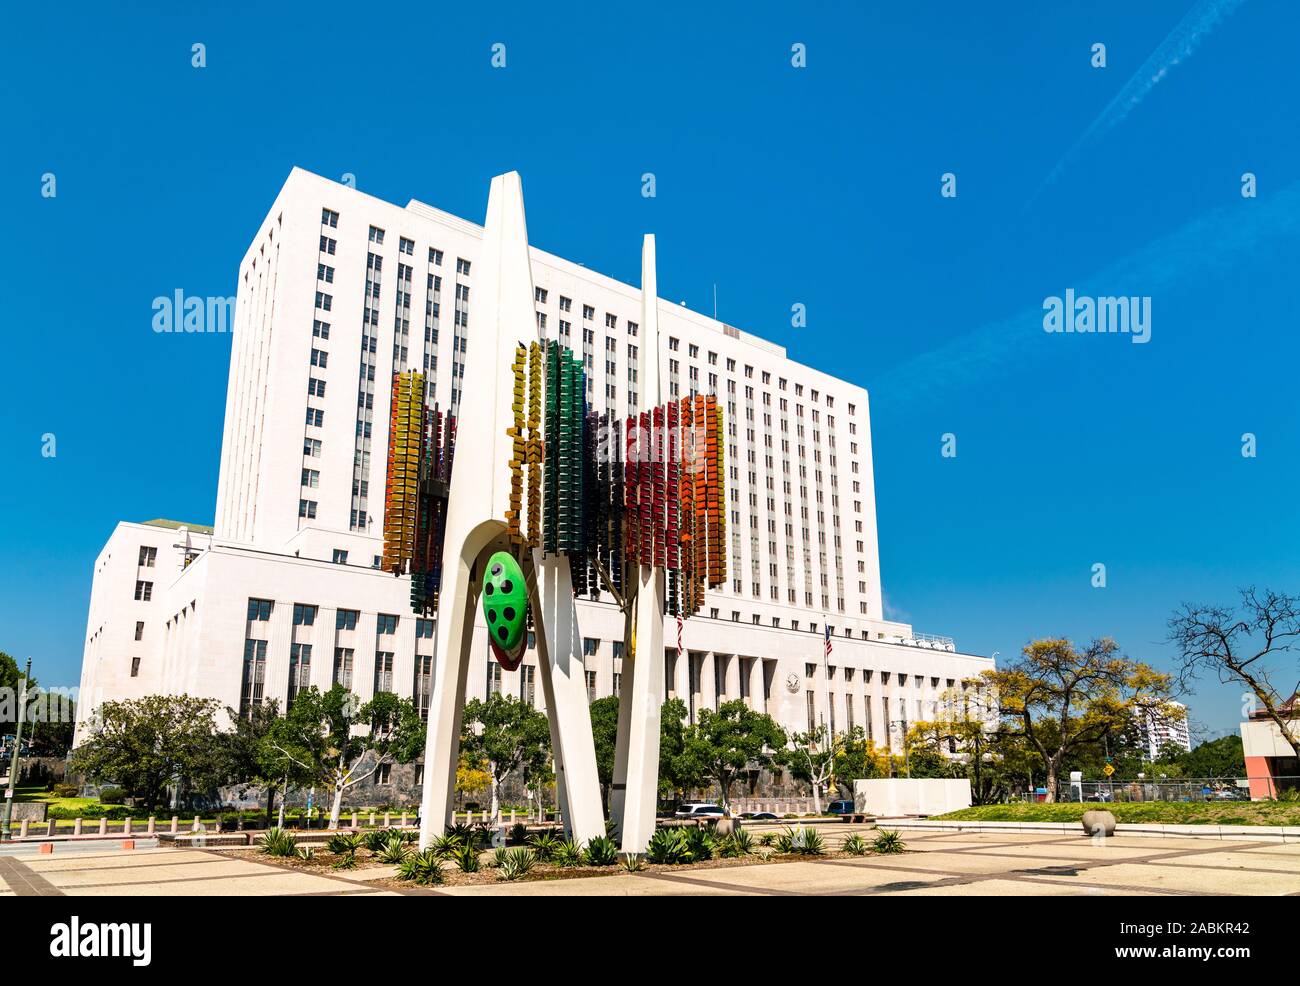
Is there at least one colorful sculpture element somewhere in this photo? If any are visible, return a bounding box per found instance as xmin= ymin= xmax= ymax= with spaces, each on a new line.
xmin=383 ymin=339 xmax=726 ymax=660
xmin=482 ymin=550 xmax=528 ymax=670
xmin=381 ymin=371 xmax=456 ymax=614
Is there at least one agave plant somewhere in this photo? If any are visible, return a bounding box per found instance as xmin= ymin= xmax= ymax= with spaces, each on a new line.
xmin=452 ymin=841 xmax=482 ymax=873
xmin=872 ymin=829 xmax=905 ymax=854
xmin=527 ymin=830 xmax=561 ymax=861
xmin=364 ymin=828 xmax=399 ymax=853
xmin=681 ymin=826 xmax=716 ymax=862
xmin=497 ymin=847 xmax=536 ymax=881
xmin=397 ymin=848 xmax=445 ymax=886
xmin=428 ymin=834 xmax=463 ymax=860
xmin=446 ymin=822 xmax=476 ymax=846
xmin=717 ymin=828 xmax=754 ymax=858
xmin=509 ymin=822 xmax=528 ymax=844
xmin=326 ymin=832 xmax=365 ymax=856
xmin=377 ymin=835 xmax=411 ymax=864
xmin=257 ymin=827 xmax=298 ymax=858
xmin=757 ymin=832 xmax=776 ymax=848
xmin=552 ymin=837 xmax=585 ymax=868
xmin=621 ymin=853 xmax=646 ymax=872
xmin=773 ymin=826 xmax=825 ymax=855
xmin=296 ymin=846 xmax=315 ymax=861
xmin=841 ymin=833 xmax=870 ymax=856
xmin=646 ymin=828 xmax=689 ymax=865
xmin=583 ymin=834 xmax=619 ymax=867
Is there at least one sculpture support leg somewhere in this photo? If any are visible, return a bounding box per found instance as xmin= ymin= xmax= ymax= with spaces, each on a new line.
xmin=609 ymin=603 xmax=636 ymax=836
xmin=529 ymin=551 xmax=605 ymax=844
xmin=616 ymin=566 xmax=665 ymax=854
xmin=418 ymin=539 xmax=479 ymax=848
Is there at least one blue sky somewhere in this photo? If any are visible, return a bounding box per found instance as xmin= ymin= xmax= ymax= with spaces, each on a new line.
xmin=2 ymin=1 xmax=1297 ymax=739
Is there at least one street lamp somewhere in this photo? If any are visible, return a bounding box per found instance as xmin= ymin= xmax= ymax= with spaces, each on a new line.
xmin=1 ymin=657 xmax=32 ymax=841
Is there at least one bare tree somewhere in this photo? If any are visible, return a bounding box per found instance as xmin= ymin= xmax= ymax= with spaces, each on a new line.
xmin=1168 ymin=587 xmax=1300 ymax=759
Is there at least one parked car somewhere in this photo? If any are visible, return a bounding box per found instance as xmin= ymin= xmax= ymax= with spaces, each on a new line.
xmin=826 ymin=800 xmax=857 ymax=816
xmin=740 ymin=811 xmax=778 ymax=820
xmin=674 ymin=802 xmax=725 ymax=819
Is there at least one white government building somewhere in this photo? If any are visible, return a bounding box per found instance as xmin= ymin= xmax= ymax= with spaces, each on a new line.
xmin=76 ymin=167 xmax=993 ymax=755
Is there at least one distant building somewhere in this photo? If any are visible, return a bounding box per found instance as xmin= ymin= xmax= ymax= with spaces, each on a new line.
xmin=1241 ymin=695 xmax=1300 ymax=800
xmin=1135 ymin=700 xmax=1191 ymax=760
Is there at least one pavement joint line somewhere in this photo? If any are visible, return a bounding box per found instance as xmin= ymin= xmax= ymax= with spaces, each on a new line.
xmin=637 ymin=869 xmax=806 ymax=896
xmin=811 ymin=857 xmax=1235 ymax=897
xmin=192 ymin=845 xmax=402 ymax=892
xmin=0 ymin=855 xmax=66 ymax=897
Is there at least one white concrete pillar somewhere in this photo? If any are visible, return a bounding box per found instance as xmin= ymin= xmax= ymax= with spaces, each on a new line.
xmin=725 ymin=653 xmax=741 ymax=704
xmin=19 ymin=819 xmax=29 ymax=838
xmin=673 ymin=647 xmax=689 ymax=703
xmin=123 ymin=817 xmax=133 ymax=836
xmin=529 ymin=551 xmax=604 ymax=844
xmin=170 ymin=816 xmax=179 ymax=834
xmin=73 ymin=818 xmax=83 ymax=836
xmin=147 ymin=816 xmax=156 ymax=835
xmin=748 ymin=657 xmax=766 ymax=713
xmin=99 ymin=818 xmax=108 ymax=836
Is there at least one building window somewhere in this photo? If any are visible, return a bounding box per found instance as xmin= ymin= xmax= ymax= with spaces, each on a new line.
xmin=586 ymin=670 xmax=597 ymax=702
xmin=487 ymin=662 xmax=502 ymax=697
xmin=416 ymin=618 xmax=433 ymax=638
xmin=134 ymin=621 xmax=144 ymax=641
xmin=612 ymin=672 xmax=621 ymax=697
xmin=375 ymin=762 xmax=392 ymax=785
xmin=806 ymin=689 xmax=816 ymax=731
xmin=134 ymin=580 xmax=153 ymax=601
xmin=130 ymin=657 xmax=141 ymax=678
xmin=520 ymin=665 xmax=536 ymax=706
xmin=333 ymin=647 xmax=354 ymax=688
xmin=377 ymin=613 xmax=398 ymax=635
xmin=138 ymin=546 xmax=156 ymax=567
xmin=415 ymin=655 xmax=433 ymax=720
xmin=247 ymin=598 xmax=273 ymax=621
xmin=332 ymin=549 xmax=348 ymax=564
xmin=241 ymin=638 xmax=267 ymax=715
xmin=336 ymin=608 xmax=359 ymax=631
xmin=299 ymin=499 xmax=317 ymax=519
xmin=292 ymin=603 xmax=317 ymax=626
xmin=288 ymin=643 xmax=312 ymax=706
xmin=582 ymin=637 xmax=599 ymax=657
xmin=374 ymin=651 xmax=394 ymax=693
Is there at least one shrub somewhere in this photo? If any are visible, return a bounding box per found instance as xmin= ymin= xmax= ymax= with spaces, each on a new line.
xmin=364 ymin=828 xmax=398 ymax=853
xmin=757 ymin=832 xmax=776 ymax=847
xmin=296 ymin=846 xmax=315 ymax=861
xmin=331 ymin=852 xmax=358 ymax=870
xmin=99 ymin=786 xmax=126 ymax=805
xmin=584 ymin=835 xmax=619 ymax=867
xmin=428 ymin=834 xmax=462 ymax=859
xmin=872 ymin=829 xmax=905 ymax=854
xmin=497 ymin=847 xmax=536 ymax=881
xmin=446 ymin=822 xmax=477 ymax=845
xmin=718 ymin=828 xmax=754 ymax=858
xmin=397 ymin=849 xmax=445 ymax=886
xmin=841 ymin=833 xmax=869 ymax=856
xmin=452 ymin=842 xmax=481 ymax=873
xmin=326 ymin=832 xmax=365 ymax=856
xmin=682 ymin=826 xmax=716 ymax=862
xmin=52 ymin=783 xmax=80 ymax=798
xmin=553 ymin=838 xmax=585 ymax=868
xmin=510 ymin=822 xmax=528 ymax=844
xmin=377 ymin=835 xmax=410 ymax=865
xmin=622 ymin=853 xmax=646 ymax=872
xmin=773 ymin=826 xmax=825 ymax=855
xmin=646 ymin=828 xmax=689 ymax=865
xmin=257 ymin=828 xmax=298 ymax=858
xmin=527 ymin=829 xmax=561 ymax=861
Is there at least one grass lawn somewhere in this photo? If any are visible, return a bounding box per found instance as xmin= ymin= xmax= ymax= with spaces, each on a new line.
xmin=933 ymin=801 xmax=1300 ymax=826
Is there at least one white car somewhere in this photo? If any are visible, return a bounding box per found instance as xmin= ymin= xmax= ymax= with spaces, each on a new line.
xmin=674 ymin=802 xmax=725 ymax=819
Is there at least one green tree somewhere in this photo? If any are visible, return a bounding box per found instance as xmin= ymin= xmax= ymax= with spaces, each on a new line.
xmin=589 ymin=695 xmax=621 ymax=809
xmin=1180 ymin=734 xmax=1246 ymax=778
xmin=787 ymin=723 xmax=839 ymax=813
xmin=461 ymin=694 xmax=551 ymax=821
xmin=831 ymin=725 xmax=890 ymax=797
xmin=266 ymin=685 xmax=425 ymax=828
xmin=220 ymin=701 xmax=281 ymax=828
xmin=687 ymin=700 xmax=786 ymax=812
xmin=658 ymin=698 xmax=706 ymax=800
xmin=69 ymin=695 xmax=225 ymax=810
xmin=989 ymin=639 xmax=1178 ymax=802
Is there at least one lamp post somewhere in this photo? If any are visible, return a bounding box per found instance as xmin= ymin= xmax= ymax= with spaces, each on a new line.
xmin=890 ymin=719 xmax=910 ymax=778
xmin=1 ymin=657 xmax=32 ymax=841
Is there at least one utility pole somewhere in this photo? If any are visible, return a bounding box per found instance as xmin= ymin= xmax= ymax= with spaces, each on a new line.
xmin=2 ymin=657 xmax=32 ymax=841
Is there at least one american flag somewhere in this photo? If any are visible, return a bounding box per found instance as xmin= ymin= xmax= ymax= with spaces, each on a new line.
xmin=824 ymin=622 xmax=833 ymax=658
xmin=677 ymin=613 xmax=684 ymax=658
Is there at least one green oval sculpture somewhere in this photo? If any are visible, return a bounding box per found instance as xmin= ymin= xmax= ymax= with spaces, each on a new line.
xmin=483 ymin=550 xmax=527 ymax=666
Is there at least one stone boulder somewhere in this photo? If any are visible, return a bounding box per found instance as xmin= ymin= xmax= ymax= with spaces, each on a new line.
xmin=1081 ymin=809 xmax=1116 ymax=837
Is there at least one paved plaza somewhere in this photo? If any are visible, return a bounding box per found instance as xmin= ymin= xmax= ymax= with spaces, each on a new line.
xmin=3 ymin=829 xmax=1299 ymax=896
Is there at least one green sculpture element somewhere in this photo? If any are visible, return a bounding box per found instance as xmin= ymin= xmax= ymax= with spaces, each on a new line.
xmin=483 ymin=550 xmax=528 ymax=666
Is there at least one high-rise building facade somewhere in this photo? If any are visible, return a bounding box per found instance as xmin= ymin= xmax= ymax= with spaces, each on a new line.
xmin=77 ymin=168 xmax=992 ymax=752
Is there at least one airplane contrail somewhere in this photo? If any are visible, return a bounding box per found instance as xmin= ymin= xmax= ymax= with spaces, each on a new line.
xmin=1029 ymin=0 xmax=1248 ymax=207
